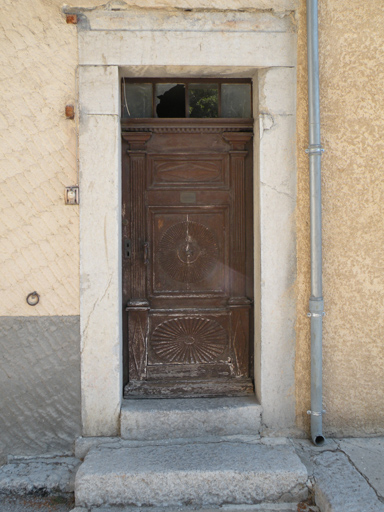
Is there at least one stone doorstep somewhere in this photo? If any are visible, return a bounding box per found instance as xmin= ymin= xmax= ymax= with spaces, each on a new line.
xmin=120 ymin=396 xmax=263 ymax=441
xmin=74 ymin=438 xmax=309 ymax=509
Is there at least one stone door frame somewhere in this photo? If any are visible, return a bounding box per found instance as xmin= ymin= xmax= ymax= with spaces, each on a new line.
xmin=76 ymin=5 xmax=298 ymax=436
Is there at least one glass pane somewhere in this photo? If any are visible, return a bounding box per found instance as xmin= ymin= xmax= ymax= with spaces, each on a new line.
xmin=189 ymin=83 xmax=218 ymax=118
xmin=122 ymin=83 xmax=152 ymax=118
xmin=156 ymin=83 xmax=186 ymax=118
xmin=221 ymin=84 xmax=252 ymax=118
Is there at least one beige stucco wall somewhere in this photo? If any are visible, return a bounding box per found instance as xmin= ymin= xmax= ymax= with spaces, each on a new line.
xmin=1 ymin=0 xmax=383 ymax=438
xmin=295 ymin=0 xmax=384 ymax=436
xmin=0 ymin=0 xmax=79 ymax=317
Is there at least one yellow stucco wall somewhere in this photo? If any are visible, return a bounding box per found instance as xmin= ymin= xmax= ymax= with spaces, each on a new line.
xmin=1 ymin=0 xmax=383 ymax=435
xmin=295 ymin=0 xmax=384 ymax=436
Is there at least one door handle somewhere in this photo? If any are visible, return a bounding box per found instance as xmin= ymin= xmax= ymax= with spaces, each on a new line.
xmin=143 ymin=241 xmax=149 ymax=265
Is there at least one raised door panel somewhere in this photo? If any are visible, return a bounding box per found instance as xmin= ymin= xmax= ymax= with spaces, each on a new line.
xmin=148 ymin=153 xmax=229 ymax=189
xmin=146 ymin=132 xmax=230 ymax=154
xmin=147 ymin=311 xmax=230 ymax=365
xmin=148 ymin=208 xmax=229 ymax=297
xmin=146 ymin=311 xmax=232 ymax=381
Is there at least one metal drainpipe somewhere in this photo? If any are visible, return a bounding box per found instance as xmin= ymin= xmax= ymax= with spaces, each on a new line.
xmin=306 ymin=0 xmax=325 ymax=446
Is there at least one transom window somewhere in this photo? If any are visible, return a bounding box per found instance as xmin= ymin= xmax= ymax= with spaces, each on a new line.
xmin=122 ymin=78 xmax=252 ymax=119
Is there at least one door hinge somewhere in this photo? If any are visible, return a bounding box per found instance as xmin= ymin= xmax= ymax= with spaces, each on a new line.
xmin=124 ymin=239 xmax=131 ymax=259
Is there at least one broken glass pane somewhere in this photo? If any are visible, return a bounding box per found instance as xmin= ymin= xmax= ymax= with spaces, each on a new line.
xmin=221 ymin=84 xmax=252 ymax=118
xmin=156 ymin=84 xmax=186 ymax=118
xmin=122 ymin=83 xmax=152 ymax=118
xmin=189 ymin=83 xmax=219 ymax=118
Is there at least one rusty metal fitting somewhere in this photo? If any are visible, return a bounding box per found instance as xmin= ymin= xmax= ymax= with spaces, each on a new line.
xmin=66 ymin=14 xmax=78 ymax=24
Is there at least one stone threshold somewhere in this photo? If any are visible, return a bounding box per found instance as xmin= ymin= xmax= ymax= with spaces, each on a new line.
xmin=120 ymin=396 xmax=263 ymax=440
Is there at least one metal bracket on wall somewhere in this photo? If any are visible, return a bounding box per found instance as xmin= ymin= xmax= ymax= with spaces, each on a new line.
xmin=305 ymin=144 xmax=325 ymax=155
xmin=307 ymin=311 xmax=325 ymax=317
xmin=307 ymin=410 xmax=326 ymax=417
xmin=65 ymin=186 xmax=79 ymax=205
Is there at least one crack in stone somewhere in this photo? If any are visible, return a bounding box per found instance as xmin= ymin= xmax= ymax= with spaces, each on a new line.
xmin=81 ymin=274 xmax=113 ymax=351
xmin=260 ymin=181 xmax=294 ymax=199
xmin=337 ymin=447 xmax=384 ymax=503
xmin=63 ymin=3 xmax=295 ymax=17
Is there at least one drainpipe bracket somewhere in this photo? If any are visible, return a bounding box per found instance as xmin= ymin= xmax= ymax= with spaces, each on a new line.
xmin=307 ymin=410 xmax=326 ymax=416
xmin=308 ymin=297 xmax=324 ymax=317
xmin=305 ymin=144 xmax=325 ymax=155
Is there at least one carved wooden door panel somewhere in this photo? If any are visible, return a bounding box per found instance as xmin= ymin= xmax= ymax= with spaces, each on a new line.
xmin=122 ymin=119 xmax=253 ymax=397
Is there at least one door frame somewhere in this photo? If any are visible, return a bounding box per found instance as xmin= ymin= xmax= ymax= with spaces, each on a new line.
xmin=76 ymin=6 xmax=298 ymax=437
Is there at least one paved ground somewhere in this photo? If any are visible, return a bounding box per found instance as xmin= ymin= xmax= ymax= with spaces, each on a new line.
xmin=0 ymin=438 xmax=383 ymax=511
xmin=0 ymin=497 xmax=317 ymax=512
xmin=0 ymin=494 xmax=74 ymax=512
xmin=292 ymin=437 xmax=384 ymax=511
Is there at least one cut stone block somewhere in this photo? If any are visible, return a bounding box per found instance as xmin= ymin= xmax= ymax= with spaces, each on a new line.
xmin=75 ymin=440 xmax=308 ymax=508
xmin=120 ymin=397 xmax=262 ymax=440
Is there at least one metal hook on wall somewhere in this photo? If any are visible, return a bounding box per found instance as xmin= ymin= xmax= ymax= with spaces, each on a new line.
xmin=26 ymin=291 xmax=40 ymax=306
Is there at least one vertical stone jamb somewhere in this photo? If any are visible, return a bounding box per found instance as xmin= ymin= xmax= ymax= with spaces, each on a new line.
xmin=78 ymin=65 xmax=122 ymax=436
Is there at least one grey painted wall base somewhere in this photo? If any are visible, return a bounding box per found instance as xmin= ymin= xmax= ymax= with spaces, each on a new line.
xmin=0 ymin=316 xmax=81 ymax=464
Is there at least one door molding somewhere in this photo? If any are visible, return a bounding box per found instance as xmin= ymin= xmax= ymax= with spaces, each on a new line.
xmin=76 ymin=5 xmax=298 ymax=436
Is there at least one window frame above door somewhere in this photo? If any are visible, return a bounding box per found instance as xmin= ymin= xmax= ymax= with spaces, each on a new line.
xmin=121 ymin=77 xmax=253 ymax=119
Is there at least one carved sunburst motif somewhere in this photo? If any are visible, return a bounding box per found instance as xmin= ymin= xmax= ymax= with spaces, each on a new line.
xmin=151 ymin=317 xmax=227 ymax=364
xmin=159 ymin=221 xmax=218 ymax=283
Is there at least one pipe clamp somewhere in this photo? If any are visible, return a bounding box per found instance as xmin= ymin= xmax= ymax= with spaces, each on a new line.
xmin=305 ymin=144 xmax=325 ymax=155
xmin=307 ymin=311 xmax=325 ymax=317
xmin=307 ymin=410 xmax=326 ymax=417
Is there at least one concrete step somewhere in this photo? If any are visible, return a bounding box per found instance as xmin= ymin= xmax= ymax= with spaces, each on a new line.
xmin=75 ymin=438 xmax=308 ymax=509
xmin=120 ymin=397 xmax=262 ymax=440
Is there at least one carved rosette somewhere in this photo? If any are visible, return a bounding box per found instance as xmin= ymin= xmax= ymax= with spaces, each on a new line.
xmin=151 ymin=317 xmax=227 ymax=364
xmin=159 ymin=221 xmax=218 ymax=283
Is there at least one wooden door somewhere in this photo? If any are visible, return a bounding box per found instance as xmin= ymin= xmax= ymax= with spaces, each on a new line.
xmin=122 ymin=119 xmax=254 ymax=397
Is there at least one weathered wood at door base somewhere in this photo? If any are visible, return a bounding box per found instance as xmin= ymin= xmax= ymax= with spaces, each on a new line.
xmin=124 ymin=378 xmax=254 ymax=398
